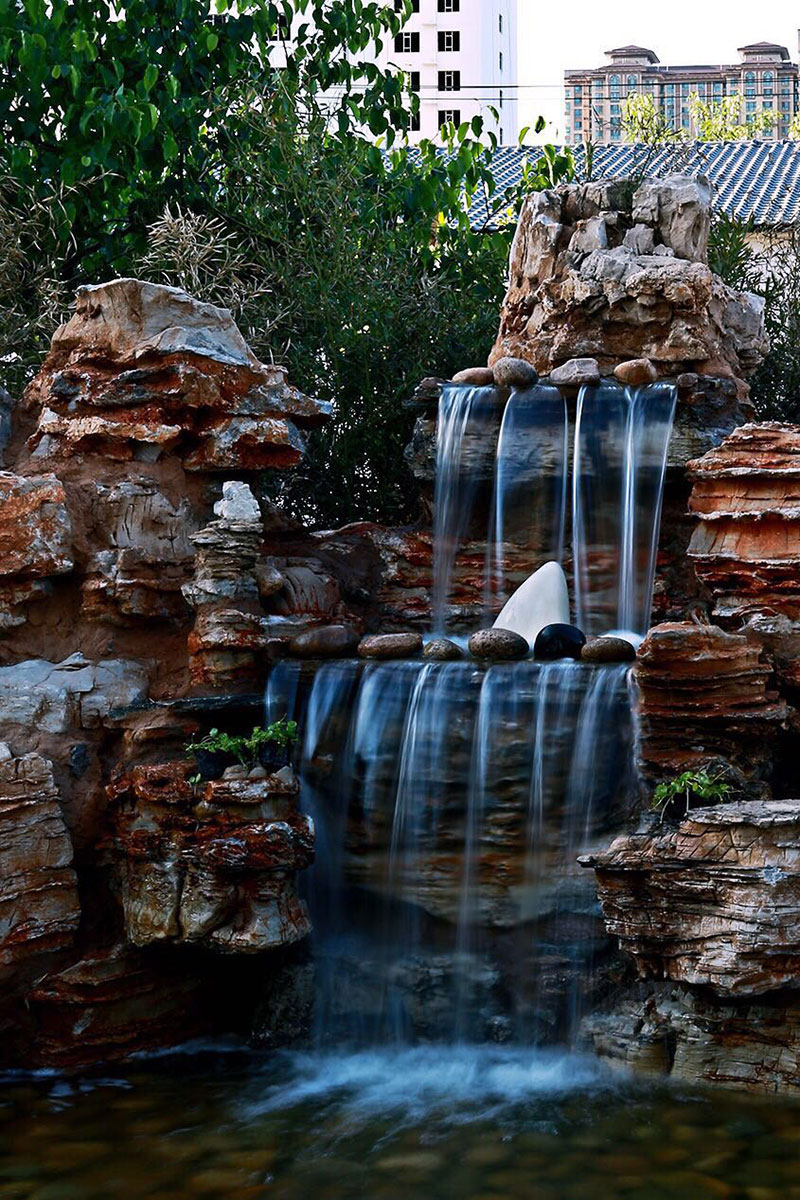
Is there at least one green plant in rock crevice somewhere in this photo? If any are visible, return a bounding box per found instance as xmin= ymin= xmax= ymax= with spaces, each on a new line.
xmin=652 ymin=769 xmax=732 ymax=823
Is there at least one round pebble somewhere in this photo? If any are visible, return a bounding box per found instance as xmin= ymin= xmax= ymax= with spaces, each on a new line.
xmin=288 ymin=625 xmax=360 ymax=659
xmin=492 ymin=356 xmax=539 ymax=389
xmin=468 ymin=628 xmax=529 ymax=661
xmin=358 ymin=632 xmax=424 ymax=660
xmin=423 ymin=638 xmax=464 ymax=661
xmin=580 ymin=636 xmax=636 ymax=664
xmin=533 ymin=623 xmax=586 ymax=661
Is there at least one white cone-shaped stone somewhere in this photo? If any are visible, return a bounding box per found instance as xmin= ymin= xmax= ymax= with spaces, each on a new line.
xmin=492 ymin=561 xmax=570 ymax=647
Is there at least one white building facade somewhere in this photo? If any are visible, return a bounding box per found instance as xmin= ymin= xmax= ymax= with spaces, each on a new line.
xmin=377 ymin=0 xmax=519 ymax=144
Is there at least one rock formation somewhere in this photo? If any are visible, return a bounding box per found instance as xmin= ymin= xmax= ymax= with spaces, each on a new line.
xmin=0 ymin=278 xmax=326 ymax=1067
xmin=490 ymin=176 xmax=768 ymax=389
xmin=634 ymin=621 xmax=787 ymax=786
xmin=688 ymin=422 xmax=800 ymax=623
xmin=109 ymin=761 xmax=313 ymax=952
xmin=581 ymin=800 xmax=800 ymax=996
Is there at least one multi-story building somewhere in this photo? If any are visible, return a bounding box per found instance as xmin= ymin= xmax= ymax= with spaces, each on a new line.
xmin=378 ymin=0 xmax=518 ymax=143
xmin=564 ymin=41 xmax=799 ymax=144
xmin=269 ymin=1 xmax=518 ymax=145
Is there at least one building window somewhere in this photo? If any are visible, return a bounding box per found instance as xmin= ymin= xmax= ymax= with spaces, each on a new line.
xmin=267 ymin=15 xmax=291 ymax=40
xmin=499 ymin=50 xmax=503 ymax=71
xmin=410 ymin=71 xmax=420 ymax=92
xmin=438 ymin=108 xmax=461 ymax=128
xmin=626 ymin=74 xmax=637 ymax=92
xmin=438 ymin=0 xmax=459 ymax=9
xmin=395 ymin=31 xmax=420 ymax=52
xmin=411 ymin=111 xmax=420 ymax=131
xmin=499 ymin=88 xmax=503 ymax=108
xmin=498 ymin=13 xmax=503 ymax=32
xmin=499 ymin=127 xmax=504 ymax=144
xmin=764 ymin=70 xmax=774 ymax=96
xmin=438 ymin=30 xmax=460 ymax=52
xmin=745 ymin=71 xmax=755 ymax=97
xmin=395 ymin=0 xmax=419 ymax=8
xmin=438 ymin=70 xmax=461 ymax=91
xmin=610 ymin=74 xmax=620 ymax=100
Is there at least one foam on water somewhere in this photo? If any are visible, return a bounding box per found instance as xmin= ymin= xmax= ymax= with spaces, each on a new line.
xmin=243 ymin=1044 xmax=611 ymax=1126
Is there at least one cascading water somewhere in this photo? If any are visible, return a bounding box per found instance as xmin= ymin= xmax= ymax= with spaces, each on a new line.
xmin=265 ymin=378 xmax=676 ymax=1049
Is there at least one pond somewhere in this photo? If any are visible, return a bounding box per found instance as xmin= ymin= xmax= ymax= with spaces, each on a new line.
xmin=1 ymin=1044 xmax=798 ymax=1199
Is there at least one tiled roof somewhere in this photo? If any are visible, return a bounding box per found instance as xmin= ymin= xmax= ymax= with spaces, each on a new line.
xmin=469 ymin=141 xmax=800 ymax=229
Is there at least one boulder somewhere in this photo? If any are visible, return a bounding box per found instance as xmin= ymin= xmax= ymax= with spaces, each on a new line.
xmin=423 ymin=637 xmax=464 ymax=661
xmin=493 ymin=561 xmax=570 ymax=646
xmin=492 ymin=356 xmax=538 ymax=389
xmin=581 ymin=636 xmax=637 ymax=664
xmin=358 ymin=632 xmax=423 ymax=659
xmin=614 ymin=359 xmax=658 ymax=387
xmin=288 ymin=624 xmax=359 ymax=658
xmin=549 ymin=358 xmax=601 ymax=388
xmin=533 ymin=623 xmax=586 ymax=660
xmin=490 ymin=177 xmax=768 ymax=390
xmin=468 ymin=627 xmax=529 ymax=660
xmin=452 ymin=367 xmax=495 ymax=386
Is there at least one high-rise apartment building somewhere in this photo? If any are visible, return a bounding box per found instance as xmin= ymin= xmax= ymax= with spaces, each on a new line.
xmin=377 ymin=0 xmax=518 ymax=143
xmin=271 ymin=1 xmax=518 ymax=144
xmin=564 ymin=42 xmax=799 ymax=144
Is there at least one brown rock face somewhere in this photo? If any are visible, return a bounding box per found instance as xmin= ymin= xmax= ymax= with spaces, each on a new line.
xmin=584 ymin=984 xmax=800 ymax=1095
xmin=688 ymin=422 xmax=800 ymax=622
xmin=0 ymin=745 xmax=79 ymax=968
xmin=109 ymin=761 xmax=313 ymax=953
xmin=490 ymin=176 xmax=767 ymax=386
xmin=0 ymin=473 xmax=73 ymax=629
xmin=582 ymin=800 xmax=800 ymax=996
xmin=27 ymin=945 xmax=207 ymax=1070
xmin=635 ymin=622 xmax=787 ymax=784
xmin=23 ymin=279 xmax=329 ymax=470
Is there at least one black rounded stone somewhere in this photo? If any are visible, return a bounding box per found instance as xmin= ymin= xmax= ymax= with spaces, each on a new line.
xmin=533 ymin=623 xmax=587 ymax=661
xmin=423 ymin=638 xmax=464 ymax=661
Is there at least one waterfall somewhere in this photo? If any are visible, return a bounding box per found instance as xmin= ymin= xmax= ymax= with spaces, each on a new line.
xmin=572 ymin=382 xmax=677 ymax=638
xmin=264 ymin=376 xmax=675 ymax=1047
xmin=431 ymin=384 xmax=501 ymax=634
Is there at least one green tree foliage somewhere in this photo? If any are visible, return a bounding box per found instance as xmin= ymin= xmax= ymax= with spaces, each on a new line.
xmin=688 ymin=94 xmax=777 ymax=140
xmin=0 ymin=0 xmax=573 ymax=524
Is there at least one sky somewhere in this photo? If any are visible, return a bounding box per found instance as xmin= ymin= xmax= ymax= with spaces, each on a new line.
xmin=516 ymin=0 xmax=800 ymax=141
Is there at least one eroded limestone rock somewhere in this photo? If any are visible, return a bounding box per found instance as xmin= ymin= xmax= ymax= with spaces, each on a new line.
xmin=23 ymin=278 xmax=329 ymax=470
xmin=0 ymin=746 xmax=80 ymax=968
xmin=0 ymin=655 xmax=149 ymax=733
xmin=490 ymin=176 xmax=767 ymax=388
xmin=635 ymin=622 xmax=787 ymax=786
xmin=109 ymin=761 xmax=314 ymax=952
xmin=582 ymin=799 xmax=800 ymax=996
xmin=688 ymin=422 xmax=800 ymax=623
xmin=0 ymin=473 xmax=73 ymax=629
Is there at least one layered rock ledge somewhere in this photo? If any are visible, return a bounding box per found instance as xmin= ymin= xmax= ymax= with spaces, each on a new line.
xmin=581 ymin=799 xmax=800 ymax=996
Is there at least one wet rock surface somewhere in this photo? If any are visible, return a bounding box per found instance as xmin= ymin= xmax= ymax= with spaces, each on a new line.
xmin=358 ymin=632 xmax=424 ymax=659
xmin=452 ymin=367 xmax=494 ymax=386
xmin=468 ymin=627 xmax=529 ymax=660
xmin=614 ymin=358 xmax=658 ymax=386
xmin=423 ymin=637 xmax=464 ymax=661
xmin=288 ymin=624 xmax=360 ymax=658
xmin=548 ymin=357 xmax=600 ymax=388
xmin=491 ymin=356 xmax=538 ymax=389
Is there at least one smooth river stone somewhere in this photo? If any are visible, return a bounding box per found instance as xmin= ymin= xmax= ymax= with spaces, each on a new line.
xmin=452 ymin=366 xmax=495 ymax=386
xmin=468 ymin=628 xmax=529 ymax=660
xmin=581 ymin=636 xmax=637 ymax=663
xmin=534 ymin=623 xmax=586 ymax=661
xmin=423 ymin=638 xmax=464 ymax=661
xmin=358 ymin=632 xmax=423 ymax=660
xmin=549 ymin=357 xmax=601 ymax=388
xmin=493 ymin=561 xmax=570 ymax=646
xmin=288 ymin=624 xmax=360 ymax=658
xmin=614 ymin=358 xmax=658 ymax=387
xmin=492 ymin=356 xmax=538 ymax=389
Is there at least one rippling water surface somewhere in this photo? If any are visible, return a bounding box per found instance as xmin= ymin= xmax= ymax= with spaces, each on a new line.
xmin=1 ymin=1045 xmax=799 ymax=1199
